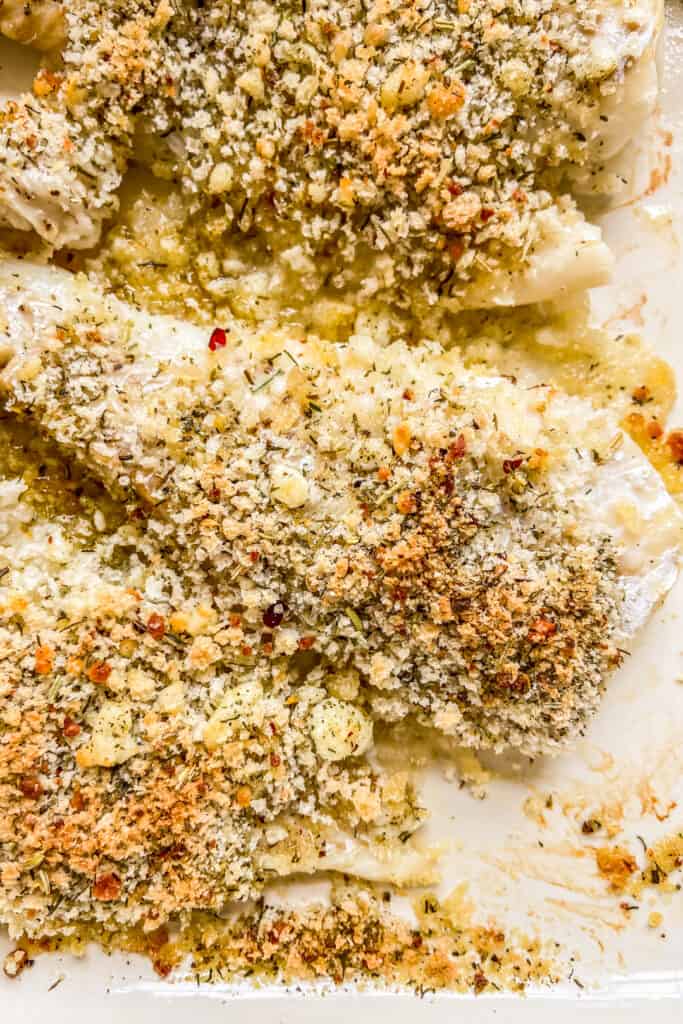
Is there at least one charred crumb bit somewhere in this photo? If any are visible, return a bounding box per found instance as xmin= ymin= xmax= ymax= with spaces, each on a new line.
xmin=645 ymin=864 xmax=665 ymax=886
xmin=92 ymin=873 xmax=122 ymax=901
xmin=62 ymin=715 xmax=81 ymax=738
xmin=473 ymin=971 xmax=488 ymax=994
xmin=666 ymin=431 xmax=683 ymax=465
xmin=18 ymin=775 xmax=43 ymax=800
xmin=631 ymin=385 xmax=651 ymax=405
xmin=208 ymin=327 xmax=228 ymax=352
xmin=263 ymin=602 xmax=286 ymax=629
xmin=3 ymin=948 xmax=31 ymax=979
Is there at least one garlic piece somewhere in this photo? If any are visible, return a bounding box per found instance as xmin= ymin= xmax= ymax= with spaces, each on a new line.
xmin=271 ymin=464 xmax=309 ymax=508
xmin=309 ymin=698 xmax=373 ymax=761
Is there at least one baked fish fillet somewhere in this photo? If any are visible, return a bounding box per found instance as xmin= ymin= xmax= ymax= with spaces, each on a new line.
xmin=0 ymin=0 xmax=662 ymax=307
xmin=0 ymin=259 xmax=679 ymax=758
xmin=0 ymin=471 xmax=431 ymax=939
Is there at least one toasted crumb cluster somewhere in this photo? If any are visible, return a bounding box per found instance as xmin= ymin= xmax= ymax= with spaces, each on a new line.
xmin=181 ymin=887 xmax=561 ymax=992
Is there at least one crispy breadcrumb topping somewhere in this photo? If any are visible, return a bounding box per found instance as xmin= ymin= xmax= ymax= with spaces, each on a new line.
xmin=1 ymin=277 xmax=626 ymax=764
xmin=0 ymin=0 xmax=657 ymax=299
xmin=13 ymin=885 xmax=563 ymax=993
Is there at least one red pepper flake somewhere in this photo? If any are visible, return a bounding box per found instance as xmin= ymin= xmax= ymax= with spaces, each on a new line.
xmin=267 ymin=920 xmax=287 ymax=944
xmin=34 ymin=644 xmax=54 ymax=675
xmin=503 ymin=457 xmax=524 ymax=474
xmin=473 ymin=971 xmax=488 ymax=994
xmin=19 ymin=775 xmax=43 ymax=800
xmin=208 ymin=327 xmax=228 ymax=351
xmin=241 ymin=645 xmax=253 ymax=657
xmin=298 ymin=635 xmax=315 ymax=650
xmin=528 ymin=618 xmax=557 ymax=644
xmin=93 ymin=872 xmax=121 ymax=901
xmin=62 ymin=716 xmax=81 ymax=739
xmin=480 ymin=208 xmax=495 ymax=222
xmin=87 ymin=661 xmax=112 ymax=685
xmin=249 ymin=550 xmax=260 ymax=563
xmin=447 ymin=434 xmax=466 ymax=461
xmin=263 ymin=602 xmax=286 ymax=629
xmin=270 ymin=753 xmax=281 ymax=767
xmin=447 ymin=180 xmax=463 ymax=197
xmin=146 ymin=612 xmax=166 ymax=640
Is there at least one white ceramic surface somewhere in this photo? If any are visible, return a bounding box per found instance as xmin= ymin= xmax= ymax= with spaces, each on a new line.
xmin=2 ymin=5 xmax=683 ymax=1019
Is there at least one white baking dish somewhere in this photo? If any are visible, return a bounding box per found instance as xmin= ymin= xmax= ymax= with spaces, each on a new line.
xmin=1 ymin=3 xmax=683 ymax=1018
